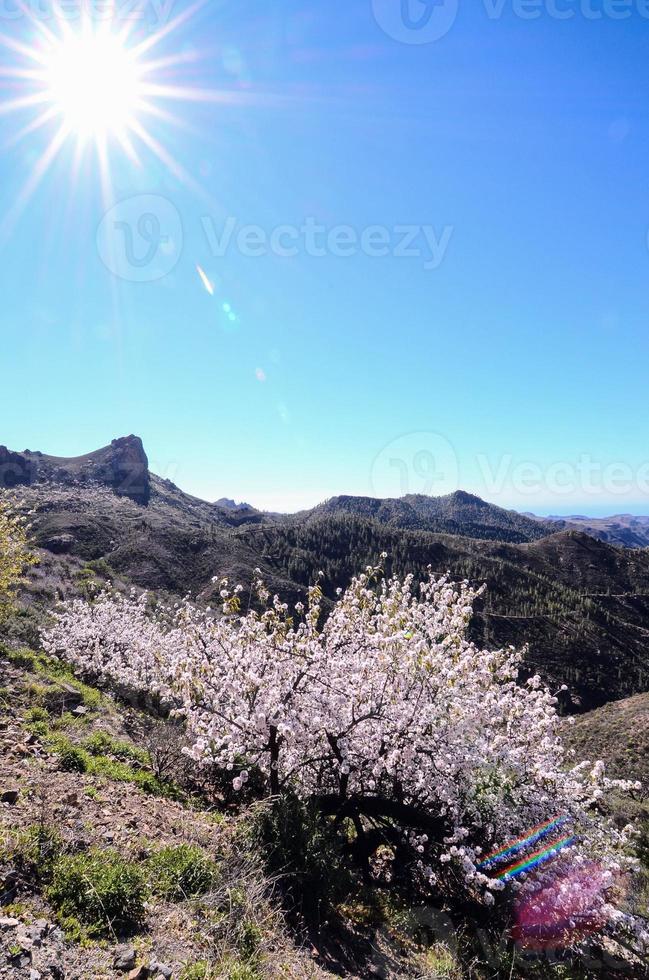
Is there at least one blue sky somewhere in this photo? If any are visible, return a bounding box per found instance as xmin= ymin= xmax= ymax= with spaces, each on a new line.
xmin=1 ymin=0 xmax=648 ymax=514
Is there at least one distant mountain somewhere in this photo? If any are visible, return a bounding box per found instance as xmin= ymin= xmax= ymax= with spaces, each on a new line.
xmin=215 ymin=497 xmax=255 ymax=512
xmin=549 ymin=514 xmax=649 ymax=549
xmin=308 ymin=490 xmax=561 ymax=543
xmin=4 ymin=436 xmax=649 ymax=712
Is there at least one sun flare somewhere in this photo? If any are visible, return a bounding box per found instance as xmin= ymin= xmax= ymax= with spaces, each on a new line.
xmin=43 ymin=29 xmax=143 ymax=141
xmin=0 ymin=1 xmax=228 ymax=230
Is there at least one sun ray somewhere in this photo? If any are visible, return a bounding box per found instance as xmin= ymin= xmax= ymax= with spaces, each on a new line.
xmin=137 ymin=98 xmax=198 ymax=134
xmin=5 ymin=104 xmax=60 ymax=147
xmin=0 ymin=92 xmax=51 ymax=117
xmin=12 ymin=0 xmax=61 ymax=45
xmin=126 ymin=115 xmax=200 ymax=189
xmin=115 ymin=127 xmax=143 ymax=168
xmin=0 ymin=122 xmax=70 ymax=241
xmin=138 ymin=48 xmax=207 ymax=76
xmin=0 ymin=66 xmax=47 ymax=80
xmin=130 ymin=0 xmax=207 ymax=58
xmin=0 ymin=31 xmax=51 ymax=64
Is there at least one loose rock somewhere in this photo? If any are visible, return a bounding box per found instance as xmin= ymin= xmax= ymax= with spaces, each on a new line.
xmin=113 ymin=945 xmax=137 ymax=972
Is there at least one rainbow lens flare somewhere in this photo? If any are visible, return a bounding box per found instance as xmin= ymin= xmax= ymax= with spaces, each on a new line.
xmin=478 ymin=816 xmax=571 ymax=875
xmin=512 ymin=862 xmax=618 ymax=950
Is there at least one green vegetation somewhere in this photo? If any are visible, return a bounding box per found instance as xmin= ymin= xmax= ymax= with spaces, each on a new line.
xmin=218 ymin=959 xmax=261 ymax=980
xmin=46 ymin=849 xmax=148 ymax=937
xmin=252 ymin=793 xmax=352 ymax=924
xmin=46 ymin=732 xmax=177 ymax=796
xmin=1 ymin=824 xmax=63 ymax=879
xmin=57 ymin=742 xmax=91 ymax=773
xmin=5 ymin=646 xmax=102 ymax=708
xmin=179 ymin=963 xmax=212 ymax=980
xmin=83 ymin=729 xmax=149 ymax=764
xmin=0 ymin=497 xmax=37 ymax=623
xmin=179 ymin=958 xmax=261 ymax=980
xmin=146 ymin=843 xmax=219 ymax=901
xmin=25 ymin=704 xmax=49 ymax=723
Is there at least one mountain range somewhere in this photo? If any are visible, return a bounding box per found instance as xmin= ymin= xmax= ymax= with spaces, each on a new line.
xmin=3 ymin=435 xmax=649 ymax=715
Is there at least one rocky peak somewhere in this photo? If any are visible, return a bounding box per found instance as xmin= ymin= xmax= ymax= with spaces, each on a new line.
xmin=0 ymin=435 xmax=151 ymax=506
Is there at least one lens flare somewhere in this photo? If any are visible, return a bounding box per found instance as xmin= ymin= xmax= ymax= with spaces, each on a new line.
xmin=0 ymin=1 xmax=230 ymax=233
xmin=196 ymin=264 xmax=215 ymax=295
xmin=478 ymin=816 xmax=570 ymax=872
xmin=512 ymin=862 xmax=620 ymax=951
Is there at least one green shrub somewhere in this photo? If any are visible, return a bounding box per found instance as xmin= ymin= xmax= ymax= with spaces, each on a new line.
xmin=179 ymin=963 xmax=211 ymax=980
xmin=85 ymin=558 xmax=114 ymax=578
xmin=237 ymin=920 xmax=262 ymax=960
xmin=251 ymin=793 xmax=352 ymax=924
xmin=83 ymin=730 xmax=149 ymax=765
xmin=30 ymin=652 xmax=103 ymax=708
xmin=46 ymin=849 xmax=148 ymax=937
xmin=25 ymin=705 xmax=49 ymax=723
xmin=179 ymin=961 xmax=260 ymax=980
xmin=146 ymin=844 xmax=218 ymax=901
xmin=27 ymin=720 xmax=50 ymax=738
xmin=49 ymin=734 xmax=178 ymax=797
xmin=89 ymin=755 xmax=167 ymax=795
xmin=220 ymin=958 xmax=261 ymax=980
xmin=4 ymin=824 xmax=63 ymax=878
xmin=6 ymin=648 xmax=38 ymax=669
xmin=58 ymin=744 xmax=91 ymax=773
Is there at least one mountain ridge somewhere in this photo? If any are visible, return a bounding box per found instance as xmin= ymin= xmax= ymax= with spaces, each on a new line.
xmin=3 ymin=435 xmax=648 ymax=548
xmin=4 ymin=436 xmax=649 ymax=713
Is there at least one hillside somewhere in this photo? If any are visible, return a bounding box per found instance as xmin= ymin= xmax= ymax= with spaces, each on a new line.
xmin=309 ymin=491 xmax=560 ymax=543
xmin=3 ymin=437 xmax=649 ymax=978
xmin=566 ymin=691 xmax=649 ymax=786
xmin=4 ymin=436 xmax=649 ymax=711
xmin=0 ymin=648 xmax=399 ymax=980
xmin=236 ymin=515 xmax=649 ymax=711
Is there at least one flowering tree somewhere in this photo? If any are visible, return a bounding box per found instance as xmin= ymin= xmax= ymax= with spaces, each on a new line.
xmin=42 ymin=562 xmax=647 ymax=950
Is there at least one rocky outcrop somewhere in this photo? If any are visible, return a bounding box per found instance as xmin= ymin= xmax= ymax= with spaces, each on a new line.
xmin=0 ymin=435 xmax=150 ymax=506
xmin=0 ymin=446 xmax=36 ymax=489
xmin=90 ymin=436 xmax=151 ymax=506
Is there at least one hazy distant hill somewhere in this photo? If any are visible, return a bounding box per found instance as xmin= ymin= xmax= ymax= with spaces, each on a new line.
xmin=549 ymin=514 xmax=649 ymax=549
xmin=4 ymin=436 xmax=649 ymax=712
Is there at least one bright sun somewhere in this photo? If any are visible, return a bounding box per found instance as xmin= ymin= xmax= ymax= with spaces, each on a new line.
xmin=44 ymin=31 xmax=143 ymax=141
xmin=0 ymin=3 xmax=226 ymax=229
